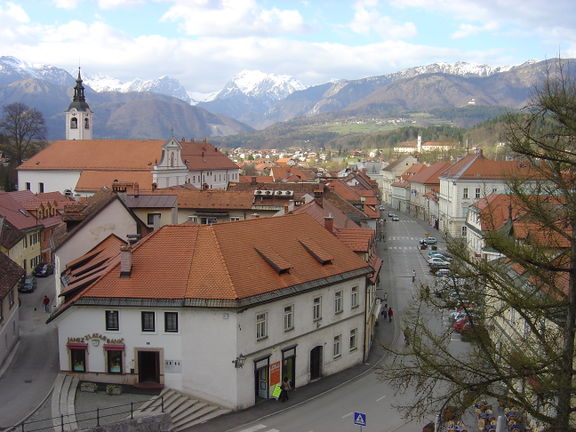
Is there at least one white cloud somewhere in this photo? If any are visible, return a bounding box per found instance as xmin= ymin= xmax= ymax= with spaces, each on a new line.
xmin=53 ymin=0 xmax=144 ymax=9
xmin=452 ymin=22 xmax=499 ymax=39
xmin=349 ymin=0 xmax=417 ymax=40
xmin=160 ymin=0 xmax=306 ymax=37
xmin=0 ymin=2 xmax=30 ymax=23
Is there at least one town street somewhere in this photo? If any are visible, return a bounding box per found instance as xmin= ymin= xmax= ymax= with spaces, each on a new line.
xmin=226 ymin=209 xmax=467 ymax=432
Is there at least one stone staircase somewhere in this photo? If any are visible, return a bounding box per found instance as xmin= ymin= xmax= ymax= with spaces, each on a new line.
xmin=134 ymin=388 xmax=231 ymax=431
xmin=51 ymin=373 xmax=79 ymax=431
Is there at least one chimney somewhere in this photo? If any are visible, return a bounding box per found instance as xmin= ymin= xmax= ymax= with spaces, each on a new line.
xmin=133 ymin=182 xmax=139 ymax=197
xmin=324 ymin=214 xmax=334 ymax=233
xmin=251 ymin=176 xmax=257 ymax=185
xmin=120 ymin=244 xmax=132 ymax=278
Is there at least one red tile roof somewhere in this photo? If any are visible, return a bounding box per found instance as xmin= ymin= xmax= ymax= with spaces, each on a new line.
xmin=0 ymin=192 xmax=43 ymax=231
xmin=152 ymin=189 xmax=255 ymax=209
xmin=67 ymin=213 xmax=371 ymax=303
xmin=290 ymin=199 xmax=360 ymax=229
xmin=333 ymin=227 xmax=374 ymax=253
xmin=409 ymin=162 xmax=452 ymax=184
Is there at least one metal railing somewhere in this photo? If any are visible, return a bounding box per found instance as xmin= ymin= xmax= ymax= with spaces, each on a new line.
xmin=7 ymin=396 xmax=164 ymax=432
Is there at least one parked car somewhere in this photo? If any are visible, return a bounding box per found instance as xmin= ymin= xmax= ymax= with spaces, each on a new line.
xmin=435 ymin=268 xmax=451 ymax=277
xmin=424 ymin=236 xmax=437 ymax=245
xmin=429 ymin=252 xmax=452 ymax=261
xmin=388 ymin=212 xmax=395 ymax=217
xmin=453 ymin=315 xmax=484 ymax=334
xmin=34 ymin=263 xmax=54 ymax=277
xmin=392 ymin=216 xmax=399 ymax=221
xmin=429 ymin=250 xmax=452 ymax=259
xmin=428 ymin=257 xmax=451 ymax=267
xmin=19 ymin=276 xmax=37 ymax=293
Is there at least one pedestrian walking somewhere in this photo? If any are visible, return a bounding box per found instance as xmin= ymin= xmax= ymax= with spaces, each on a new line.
xmin=42 ymin=295 xmax=50 ymax=313
xmin=412 ymin=269 xmax=416 ymax=283
xmin=279 ymin=376 xmax=291 ymax=402
xmin=388 ymin=306 xmax=393 ymax=322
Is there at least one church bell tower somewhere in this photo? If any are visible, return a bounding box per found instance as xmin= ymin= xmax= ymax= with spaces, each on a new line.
xmin=65 ymin=68 xmax=93 ymax=140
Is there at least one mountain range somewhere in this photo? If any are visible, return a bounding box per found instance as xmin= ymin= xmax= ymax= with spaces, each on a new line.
xmin=0 ymin=56 xmax=573 ymax=142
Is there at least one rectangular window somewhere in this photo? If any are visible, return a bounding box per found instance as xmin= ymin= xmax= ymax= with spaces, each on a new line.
xmin=230 ymin=216 xmax=241 ymax=222
xmin=256 ymin=312 xmax=268 ymax=340
xmin=164 ymin=312 xmax=178 ymax=333
xmin=492 ymin=187 xmax=497 ymax=193
xmin=475 ymin=188 xmax=481 ymax=199
xmin=200 ymin=217 xmax=218 ymax=225
xmin=463 ymin=188 xmax=468 ymax=199
xmin=313 ymin=296 xmax=322 ymax=321
xmin=147 ymin=213 xmax=161 ymax=226
xmin=333 ymin=334 xmax=342 ymax=358
xmin=351 ymin=287 xmax=359 ymax=308
xmin=461 ymin=226 xmax=467 ymax=237
xmin=141 ymin=311 xmax=155 ymax=332
xmin=25 ymin=182 xmax=31 ymax=190
xmin=23 ymin=235 xmax=28 ymax=248
xmin=334 ymin=290 xmax=343 ymax=314
xmin=71 ymin=349 xmax=86 ymax=372
xmin=283 ymin=305 xmax=294 ymax=331
xmin=107 ymin=350 xmax=122 ymax=373
xmin=350 ymin=328 xmax=358 ymax=351
xmin=8 ymin=289 xmax=14 ymax=307
xmin=39 ymin=182 xmax=44 ymax=193
xmin=105 ymin=310 xmax=119 ymax=331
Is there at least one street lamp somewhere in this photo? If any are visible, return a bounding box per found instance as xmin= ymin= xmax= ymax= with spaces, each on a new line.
xmin=233 ymin=354 xmax=246 ymax=368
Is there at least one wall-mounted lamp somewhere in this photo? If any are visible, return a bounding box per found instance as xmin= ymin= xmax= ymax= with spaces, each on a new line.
xmin=233 ymin=353 xmax=246 ymax=368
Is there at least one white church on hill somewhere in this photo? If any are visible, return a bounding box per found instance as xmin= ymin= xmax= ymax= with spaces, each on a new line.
xmin=17 ymin=70 xmax=240 ymax=197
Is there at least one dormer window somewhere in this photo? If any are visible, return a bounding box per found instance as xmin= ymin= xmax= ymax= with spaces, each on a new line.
xmin=70 ymin=117 xmax=78 ymax=129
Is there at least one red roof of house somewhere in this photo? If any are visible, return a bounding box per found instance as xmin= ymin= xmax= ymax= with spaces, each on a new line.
xmin=62 ymin=213 xmax=371 ymax=303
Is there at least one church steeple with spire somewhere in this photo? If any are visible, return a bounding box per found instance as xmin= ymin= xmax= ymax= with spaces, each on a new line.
xmin=65 ymin=68 xmax=93 ymax=140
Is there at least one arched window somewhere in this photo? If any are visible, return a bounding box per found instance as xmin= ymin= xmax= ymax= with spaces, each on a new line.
xmin=84 ymin=118 xmax=89 ymax=129
xmin=70 ymin=117 xmax=78 ymax=129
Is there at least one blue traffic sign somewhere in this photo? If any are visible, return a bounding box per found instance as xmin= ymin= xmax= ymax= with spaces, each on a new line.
xmin=353 ymin=412 xmax=367 ymax=426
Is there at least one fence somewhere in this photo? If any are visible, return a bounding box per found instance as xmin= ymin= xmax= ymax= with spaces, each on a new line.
xmin=8 ymin=396 xmax=164 ymax=432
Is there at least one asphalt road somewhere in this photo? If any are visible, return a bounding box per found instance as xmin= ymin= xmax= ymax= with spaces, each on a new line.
xmin=0 ymin=274 xmax=59 ymax=430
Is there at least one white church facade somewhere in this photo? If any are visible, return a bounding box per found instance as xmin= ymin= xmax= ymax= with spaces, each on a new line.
xmin=17 ymin=70 xmax=239 ymax=196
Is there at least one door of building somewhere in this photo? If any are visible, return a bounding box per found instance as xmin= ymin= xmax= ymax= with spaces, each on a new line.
xmin=138 ymin=350 xmax=160 ymax=383
xmin=310 ymin=346 xmax=322 ymax=380
xmin=254 ymin=357 xmax=270 ymax=402
xmin=282 ymin=346 xmax=296 ymax=389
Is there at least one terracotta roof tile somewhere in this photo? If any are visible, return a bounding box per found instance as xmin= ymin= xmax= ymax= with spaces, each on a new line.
xmin=18 ymin=140 xmax=164 ymax=171
xmin=75 ymin=170 xmax=154 ymax=192
xmin=0 ymin=253 xmax=25 ymax=298
xmin=73 ymin=213 xmax=370 ymax=302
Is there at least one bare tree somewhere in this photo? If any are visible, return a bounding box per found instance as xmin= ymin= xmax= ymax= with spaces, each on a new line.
xmin=0 ymin=102 xmax=46 ymax=166
xmin=378 ymin=60 xmax=576 ymax=432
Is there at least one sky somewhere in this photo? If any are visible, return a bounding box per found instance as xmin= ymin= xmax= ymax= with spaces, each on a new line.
xmin=1 ymin=0 xmax=575 ymax=97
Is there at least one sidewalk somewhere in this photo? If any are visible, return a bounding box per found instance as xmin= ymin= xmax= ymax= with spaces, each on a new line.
xmin=190 ymin=312 xmax=396 ymax=432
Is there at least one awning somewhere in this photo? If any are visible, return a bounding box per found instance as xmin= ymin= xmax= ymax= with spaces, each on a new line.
xmin=103 ymin=344 xmax=125 ymax=351
xmin=66 ymin=342 xmax=88 ymax=349
xmin=368 ymin=255 xmax=383 ymax=284
xmin=372 ymin=301 xmax=382 ymax=319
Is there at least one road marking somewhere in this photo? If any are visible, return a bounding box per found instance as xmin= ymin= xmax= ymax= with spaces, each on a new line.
xmin=376 ymin=394 xmax=387 ymax=401
xmin=237 ymin=425 xmax=267 ymax=432
xmin=342 ymin=412 xmax=354 ymax=418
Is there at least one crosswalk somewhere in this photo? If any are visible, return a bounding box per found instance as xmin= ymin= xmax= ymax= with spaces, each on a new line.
xmin=236 ymin=425 xmax=279 ymax=432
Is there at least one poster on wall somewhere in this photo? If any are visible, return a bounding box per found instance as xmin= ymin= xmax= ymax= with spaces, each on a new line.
xmin=269 ymin=361 xmax=281 ymax=387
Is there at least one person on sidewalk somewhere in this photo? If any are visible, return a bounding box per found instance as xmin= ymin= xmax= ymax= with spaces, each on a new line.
xmin=42 ymin=295 xmax=50 ymax=313
xmin=412 ymin=269 xmax=416 ymax=283
xmin=279 ymin=376 xmax=291 ymax=402
xmin=388 ymin=307 xmax=394 ymax=322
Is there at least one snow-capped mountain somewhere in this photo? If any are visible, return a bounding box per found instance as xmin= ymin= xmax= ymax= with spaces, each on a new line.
xmin=216 ymin=70 xmax=306 ymax=101
xmin=84 ymin=74 xmax=191 ymax=103
xmin=0 ymin=56 xmax=73 ymax=87
xmin=197 ymin=70 xmax=306 ymax=128
xmin=389 ymin=61 xmax=518 ymax=80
